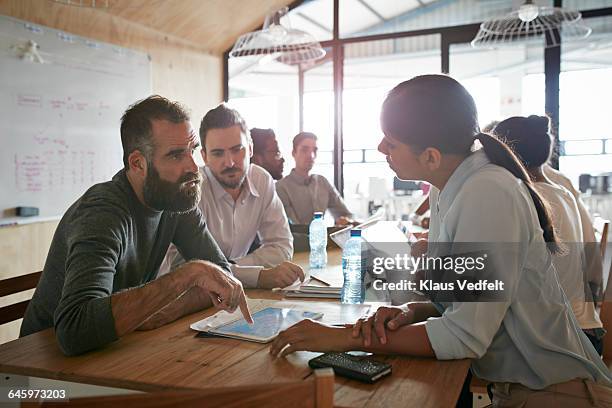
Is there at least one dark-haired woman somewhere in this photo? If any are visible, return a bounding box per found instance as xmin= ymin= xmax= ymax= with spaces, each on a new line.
xmin=270 ymin=75 xmax=611 ymax=406
xmin=494 ymin=115 xmax=604 ymax=355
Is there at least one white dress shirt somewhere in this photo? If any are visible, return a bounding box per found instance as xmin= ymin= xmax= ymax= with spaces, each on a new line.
xmin=534 ymin=181 xmax=602 ymax=330
xmin=544 ymin=165 xmax=602 ymax=298
xmin=544 ymin=165 xmax=596 ymax=245
xmin=160 ymin=164 xmax=293 ymax=288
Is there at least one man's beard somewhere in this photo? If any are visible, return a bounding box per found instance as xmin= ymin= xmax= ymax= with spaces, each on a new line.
xmin=214 ymin=166 xmax=247 ymax=189
xmin=270 ymin=162 xmax=284 ymax=180
xmin=142 ymin=163 xmax=202 ymax=214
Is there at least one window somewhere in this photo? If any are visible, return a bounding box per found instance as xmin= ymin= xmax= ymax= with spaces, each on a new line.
xmin=340 ymin=0 xmax=553 ymax=39
xmin=225 ymin=0 xmax=612 ymax=205
xmin=559 ymin=15 xmax=612 ymax=184
xmin=342 ymin=36 xmax=440 ymax=217
xmin=227 ymin=55 xmax=299 ymax=173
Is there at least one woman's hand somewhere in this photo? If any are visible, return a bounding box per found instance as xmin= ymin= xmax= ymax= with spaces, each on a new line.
xmin=410 ymin=239 xmax=428 ymax=257
xmin=269 ymin=319 xmax=352 ymax=358
xmin=411 ymin=231 xmax=428 ymax=241
xmin=351 ymin=305 xmax=415 ymax=346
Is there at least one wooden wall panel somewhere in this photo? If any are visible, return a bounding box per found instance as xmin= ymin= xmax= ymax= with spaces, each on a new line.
xmin=0 ymin=221 xmax=58 ymax=280
xmin=102 ymin=0 xmax=297 ymax=54
xmin=0 ymin=221 xmax=58 ymax=344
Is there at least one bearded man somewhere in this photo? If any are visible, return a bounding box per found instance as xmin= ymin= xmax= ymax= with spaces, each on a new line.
xmin=20 ymin=96 xmax=252 ymax=356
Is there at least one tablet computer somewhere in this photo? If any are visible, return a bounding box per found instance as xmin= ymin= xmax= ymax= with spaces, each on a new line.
xmin=208 ymin=307 xmax=323 ymax=343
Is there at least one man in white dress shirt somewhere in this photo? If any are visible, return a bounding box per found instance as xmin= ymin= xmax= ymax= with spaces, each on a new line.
xmin=162 ymin=104 xmax=304 ymax=289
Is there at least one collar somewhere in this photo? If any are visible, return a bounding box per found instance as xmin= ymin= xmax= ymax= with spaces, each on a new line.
xmin=288 ymin=168 xmax=312 ymax=186
xmin=203 ymin=165 xmax=259 ymax=200
xmin=437 ymin=149 xmax=490 ymax=218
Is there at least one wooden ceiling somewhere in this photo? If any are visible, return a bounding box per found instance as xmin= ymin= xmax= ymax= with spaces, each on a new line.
xmin=98 ymin=0 xmax=296 ymax=55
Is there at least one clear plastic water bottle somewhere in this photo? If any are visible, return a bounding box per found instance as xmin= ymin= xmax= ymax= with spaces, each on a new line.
xmin=341 ymin=229 xmax=365 ymax=304
xmin=309 ymin=212 xmax=327 ymax=269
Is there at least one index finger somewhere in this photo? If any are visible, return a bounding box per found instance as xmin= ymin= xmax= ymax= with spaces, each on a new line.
xmin=238 ymin=291 xmax=253 ymax=324
xmin=373 ymin=312 xmax=388 ymax=345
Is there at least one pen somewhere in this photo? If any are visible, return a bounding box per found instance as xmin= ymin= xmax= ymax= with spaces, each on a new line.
xmin=309 ymin=275 xmax=331 ymax=286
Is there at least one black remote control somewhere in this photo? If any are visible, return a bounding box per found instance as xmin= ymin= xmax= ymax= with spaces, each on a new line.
xmin=309 ymin=352 xmax=392 ymax=383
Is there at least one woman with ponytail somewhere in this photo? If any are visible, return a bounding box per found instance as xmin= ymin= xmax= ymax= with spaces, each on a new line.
xmin=270 ymin=75 xmax=611 ymax=406
xmin=494 ymin=115 xmax=605 ymax=355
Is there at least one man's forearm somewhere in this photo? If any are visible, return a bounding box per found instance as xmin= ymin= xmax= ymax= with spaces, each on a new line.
xmin=137 ymin=286 xmax=212 ymax=330
xmin=111 ymin=268 xmax=193 ymax=336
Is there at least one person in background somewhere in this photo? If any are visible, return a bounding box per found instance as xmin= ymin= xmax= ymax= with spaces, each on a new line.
xmin=20 ymin=96 xmax=252 ymax=356
xmin=270 ymin=75 xmax=612 ymax=406
xmin=487 ymin=119 xmax=602 ymax=300
xmin=409 ymin=193 xmax=431 ymax=230
xmin=161 ymin=105 xmax=303 ymax=289
xmin=250 ymin=128 xmax=285 ymax=181
xmin=543 ymin=164 xmax=603 ymax=303
xmin=276 ymin=132 xmax=354 ymax=226
xmin=494 ymin=115 xmax=605 ymax=354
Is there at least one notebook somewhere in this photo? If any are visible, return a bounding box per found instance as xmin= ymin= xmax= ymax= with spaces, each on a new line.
xmin=281 ymin=268 xmax=343 ymax=299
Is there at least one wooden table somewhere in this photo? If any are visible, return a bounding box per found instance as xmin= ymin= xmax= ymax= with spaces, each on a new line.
xmin=0 ymin=251 xmax=470 ymax=408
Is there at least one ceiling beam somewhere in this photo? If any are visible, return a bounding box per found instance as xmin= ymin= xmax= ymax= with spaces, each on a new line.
xmin=356 ymin=0 xmax=387 ymax=23
xmin=296 ymin=12 xmax=333 ymax=33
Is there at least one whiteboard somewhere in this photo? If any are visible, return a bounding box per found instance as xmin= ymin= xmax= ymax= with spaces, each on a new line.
xmin=0 ymin=15 xmax=151 ymax=217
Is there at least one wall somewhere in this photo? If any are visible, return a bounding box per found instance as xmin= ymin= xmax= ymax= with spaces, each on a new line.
xmin=0 ymin=0 xmax=224 ymax=343
xmin=0 ymin=0 xmax=223 ymax=119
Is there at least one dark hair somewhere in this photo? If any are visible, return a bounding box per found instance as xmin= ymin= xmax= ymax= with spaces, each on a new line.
xmin=482 ymin=120 xmax=500 ymax=134
xmin=199 ymin=104 xmax=249 ymax=150
xmin=492 ymin=115 xmax=552 ymax=169
xmin=292 ymin=132 xmax=317 ymax=152
xmin=381 ymin=75 xmax=559 ymax=251
xmin=120 ymin=95 xmax=190 ymax=169
xmin=250 ymin=128 xmax=276 ymax=155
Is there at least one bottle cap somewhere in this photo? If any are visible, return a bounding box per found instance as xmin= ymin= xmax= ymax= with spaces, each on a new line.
xmin=350 ymin=229 xmax=361 ymax=237
xmin=313 ymin=212 xmax=323 ymax=219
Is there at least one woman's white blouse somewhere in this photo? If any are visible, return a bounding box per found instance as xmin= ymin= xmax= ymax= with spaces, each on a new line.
xmin=425 ymin=150 xmax=611 ymax=389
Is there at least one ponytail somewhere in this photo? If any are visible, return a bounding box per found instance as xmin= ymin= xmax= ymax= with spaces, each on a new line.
xmin=475 ymin=132 xmax=561 ymax=254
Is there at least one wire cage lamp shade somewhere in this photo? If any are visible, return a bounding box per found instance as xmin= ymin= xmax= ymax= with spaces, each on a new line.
xmin=471 ymin=1 xmax=591 ymax=48
xmin=230 ymin=7 xmax=326 ymax=65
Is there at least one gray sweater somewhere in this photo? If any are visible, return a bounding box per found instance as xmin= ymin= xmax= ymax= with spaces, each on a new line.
xmin=275 ymin=169 xmax=352 ymax=225
xmin=20 ymin=170 xmax=229 ymax=356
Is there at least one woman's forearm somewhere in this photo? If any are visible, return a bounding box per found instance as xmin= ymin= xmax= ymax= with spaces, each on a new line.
xmin=344 ymin=322 xmax=435 ymax=357
xmin=409 ymin=302 xmax=441 ymax=323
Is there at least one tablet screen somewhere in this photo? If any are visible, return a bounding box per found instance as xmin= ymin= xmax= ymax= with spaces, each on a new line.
xmin=211 ymin=308 xmax=322 ymax=341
